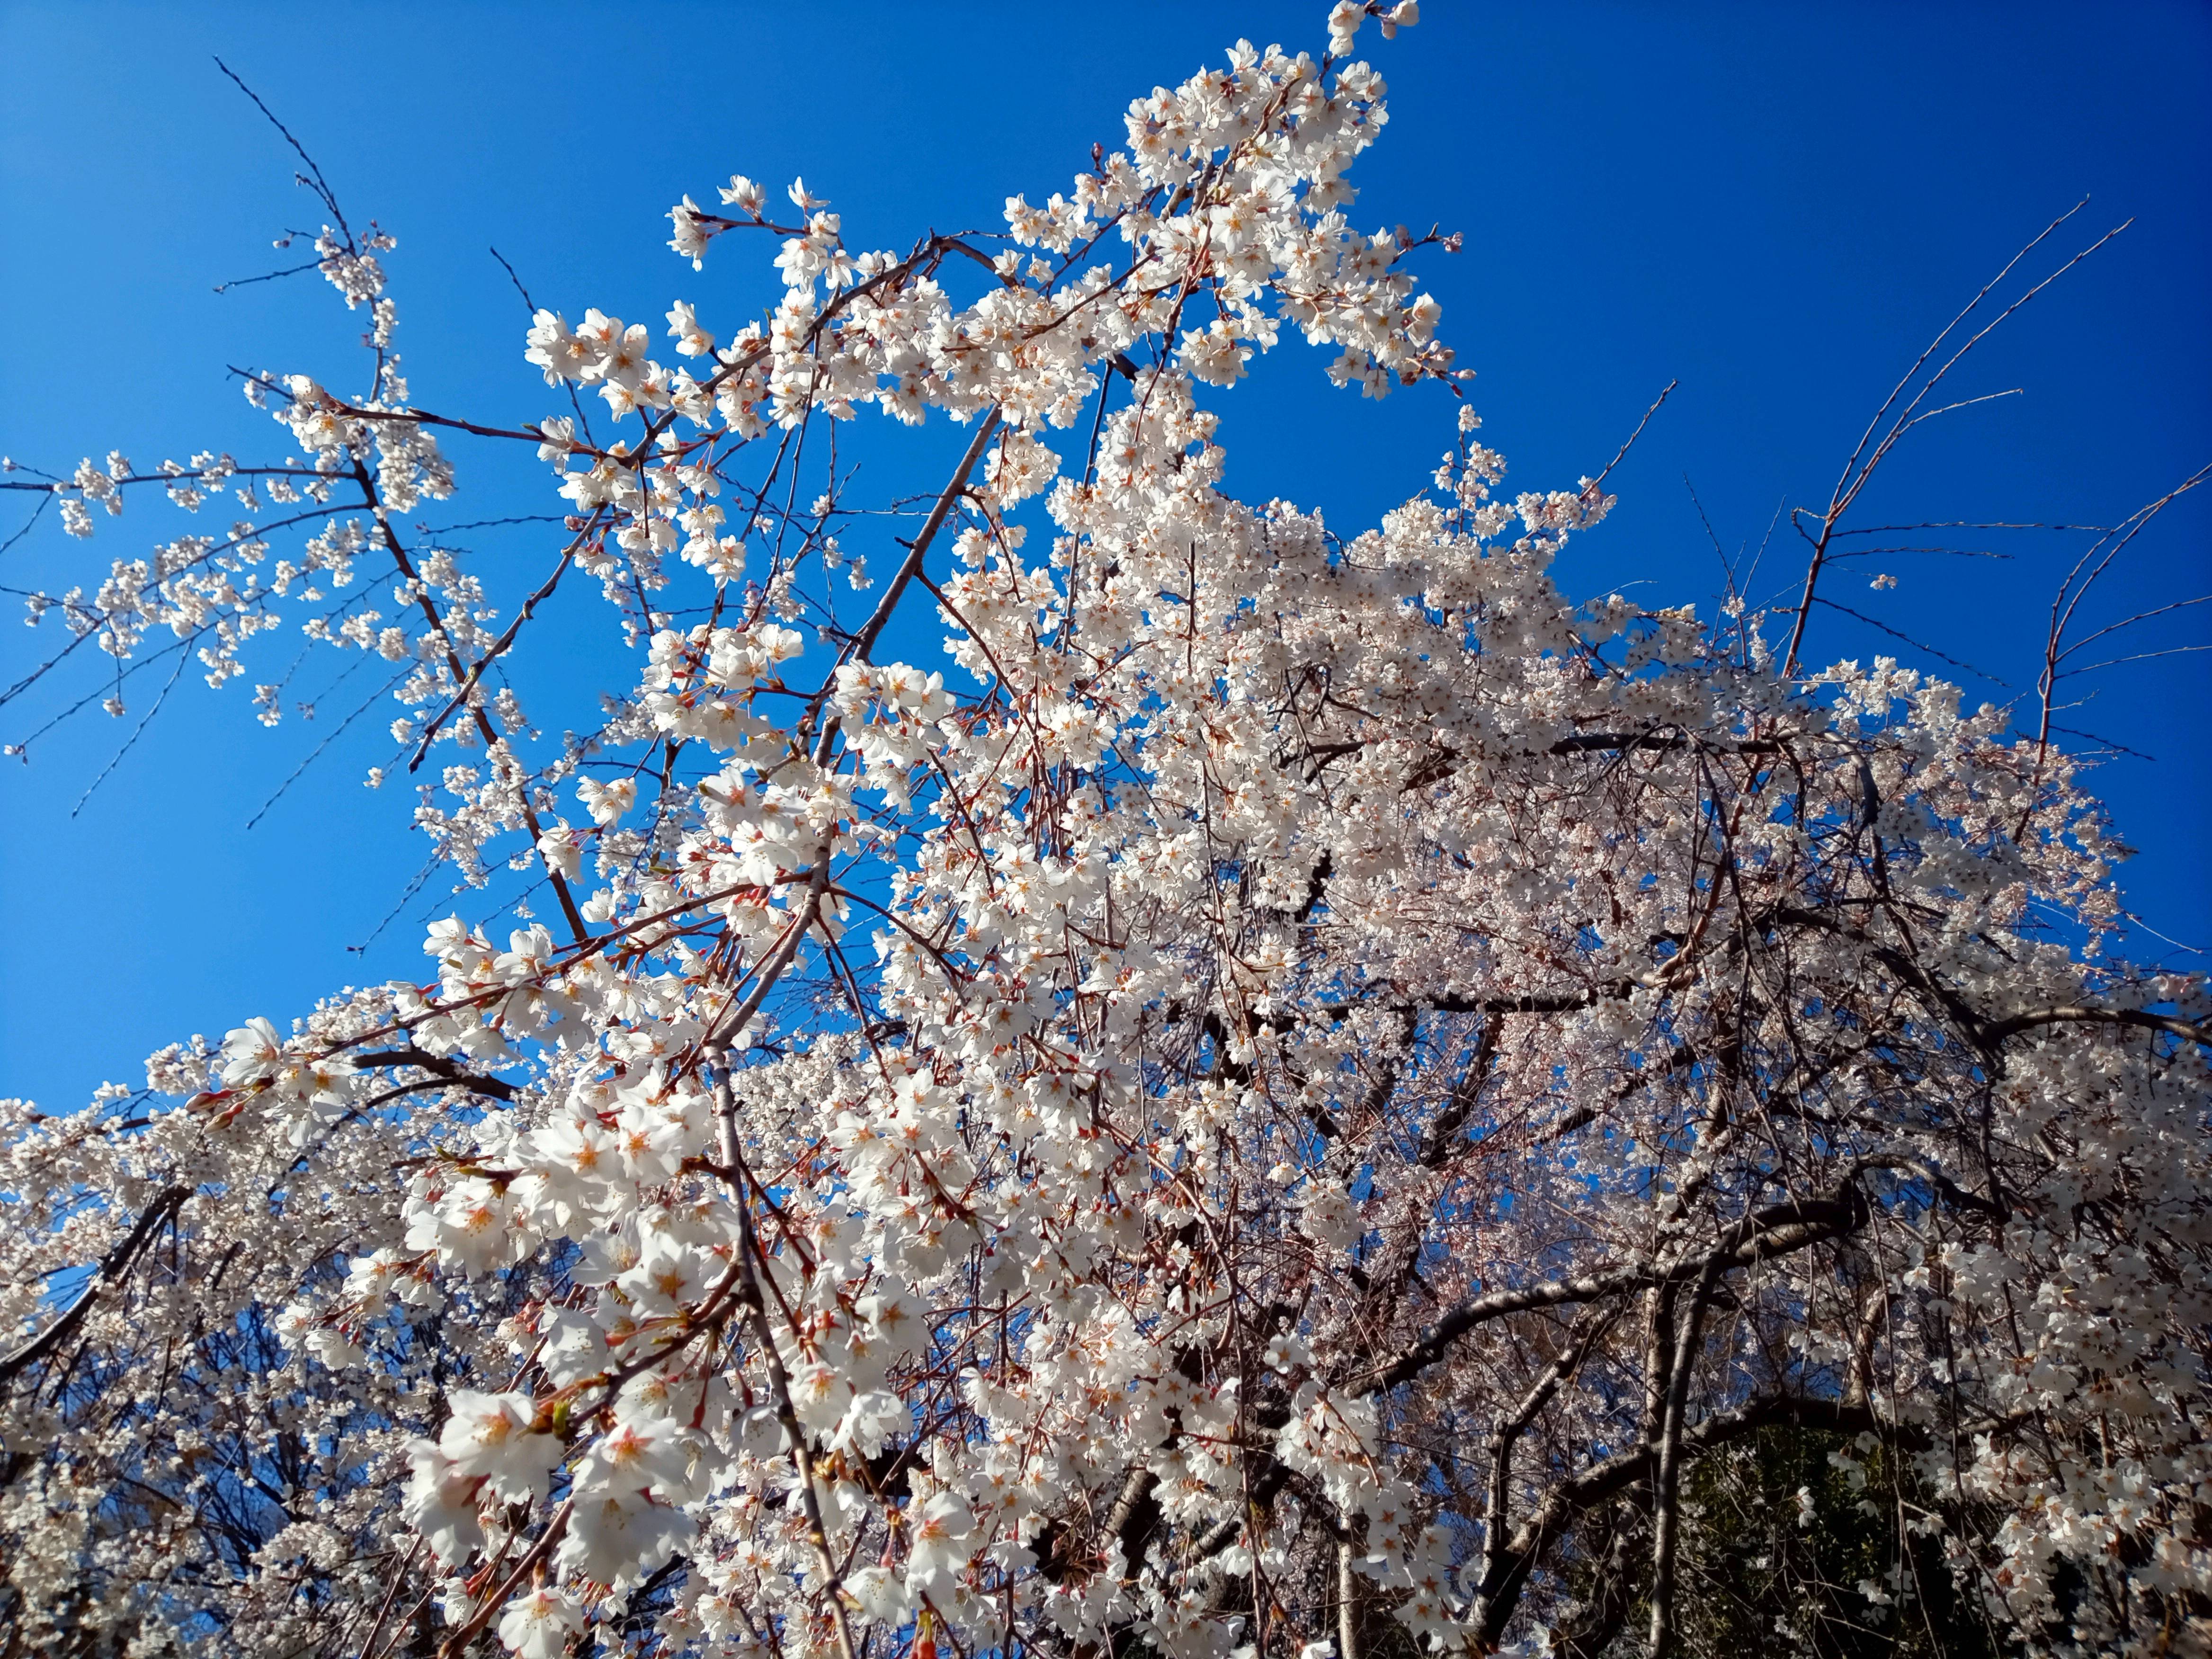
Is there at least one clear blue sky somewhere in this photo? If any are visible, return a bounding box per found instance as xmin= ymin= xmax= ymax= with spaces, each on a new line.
xmin=3 ymin=1 xmax=2207 ymax=1115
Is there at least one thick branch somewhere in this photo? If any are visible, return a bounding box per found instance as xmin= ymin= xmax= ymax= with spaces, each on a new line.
xmin=1980 ymin=1004 xmax=2210 ymax=1048
xmin=1647 ymin=1251 xmax=1723 ymax=1655
xmin=1358 ymin=1193 xmax=1864 ymax=1395
xmin=0 ymin=1184 xmax=190 ymax=1389
xmin=1479 ymin=1312 xmax=1610 ymax=1614
xmin=1548 ymin=732 xmax=1783 ymax=757
xmin=352 ymin=1047 xmax=517 ymax=1101
xmin=1474 ymin=1396 xmax=1929 ymax=1649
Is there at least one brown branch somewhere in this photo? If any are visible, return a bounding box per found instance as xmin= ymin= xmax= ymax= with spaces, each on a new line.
xmin=406 ymin=530 xmax=591 ymax=773
xmin=1477 ymin=1312 xmax=1612 ymax=1618
xmin=790 ymin=409 xmax=1001 ymax=774
xmin=707 ymin=1050 xmax=859 ymax=1659
xmin=352 ymin=1047 xmax=517 ymax=1101
xmin=1980 ymin=1004 xmax=2210 ymax=1048
xmin=0 ymin=1185 xmax=189 ymax=1389
xmin=1336 ymin=1540 xmax=1360 ymax=1659
xmin=1357 ymin=1192 xmax=1864 ymax=1395
xmin=1647 ymin=1250 xmax=1723 ymax=1655
xmin=1548 ymin=731 xmax=1784 ymax=757
xmin=352 ymin=459 xmax=590 ymax=944
xmin=433 ymin=1498 xmax=570 ymax=1659
xmin=1783 ymin=204 xmax=2128 ymax=678
xmin=1583 ymin=379 xmax=1677 ymax=499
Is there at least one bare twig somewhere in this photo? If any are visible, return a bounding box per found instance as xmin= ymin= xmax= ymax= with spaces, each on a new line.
xmin=1586 ymin=380 xmax=1677 ymax=499
xmin=1782 ymin=205 xmax=2130 ymax=678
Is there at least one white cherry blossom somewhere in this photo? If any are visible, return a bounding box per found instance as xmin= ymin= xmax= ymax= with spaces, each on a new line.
xmin=0 ymin=9 xmax=2204 ymax=1659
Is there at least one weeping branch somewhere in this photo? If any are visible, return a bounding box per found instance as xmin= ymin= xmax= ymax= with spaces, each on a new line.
xmin=0 ymin=1185 xmax=189 ymax=1390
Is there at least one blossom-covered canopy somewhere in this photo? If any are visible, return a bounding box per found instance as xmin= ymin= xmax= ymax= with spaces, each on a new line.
xmin=3 ymin=6 xmax=2206 ymax=1657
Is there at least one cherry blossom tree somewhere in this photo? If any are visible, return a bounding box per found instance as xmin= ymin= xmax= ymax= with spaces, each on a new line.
xmin=3 ymin=6 xmax=2207 ymax=1657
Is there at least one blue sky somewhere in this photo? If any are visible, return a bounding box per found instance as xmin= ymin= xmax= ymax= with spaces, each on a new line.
xmin=2 ymin=1 xmax=2207 ymax=1115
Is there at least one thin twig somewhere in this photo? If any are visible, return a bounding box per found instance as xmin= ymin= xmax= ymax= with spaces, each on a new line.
xmin=1586 ymin=380 xmax=1677 ymax=498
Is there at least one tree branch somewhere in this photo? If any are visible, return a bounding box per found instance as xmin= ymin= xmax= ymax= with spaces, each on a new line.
xmin=352 ymin=1047 xmax=517 ymax=1101
xmin=0 ymin=1185 xmax=189 ymax=1389
xmin=1357 ymin=1193 xmax=1865 ymax=1395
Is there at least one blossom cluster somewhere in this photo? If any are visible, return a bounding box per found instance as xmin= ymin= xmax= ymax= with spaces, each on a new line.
xmin=2 ymin=7 xmax=2206 ymax=1659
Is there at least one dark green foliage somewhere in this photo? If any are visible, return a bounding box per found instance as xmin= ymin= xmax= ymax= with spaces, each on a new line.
xmin=1664 ymin=1427 xmax=2007 ymax=1659
xmin=1547 ymin=1426 xmax=2015 ymax=1657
